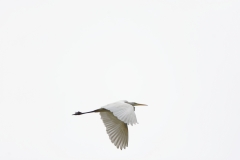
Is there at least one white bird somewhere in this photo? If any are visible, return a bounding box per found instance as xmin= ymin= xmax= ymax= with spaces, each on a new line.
xmin=73 ymin=100 xmax=147 ymax=150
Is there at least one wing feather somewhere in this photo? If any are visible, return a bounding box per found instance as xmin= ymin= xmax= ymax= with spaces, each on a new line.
xmin=101 ymin=101 xmax=138 ymax=125
xmin=100 ymin=111 xmax=128 ymax=150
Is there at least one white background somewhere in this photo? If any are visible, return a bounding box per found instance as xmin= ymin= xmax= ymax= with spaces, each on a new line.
xmin=0 ymin=0 xmax=240 ymax=160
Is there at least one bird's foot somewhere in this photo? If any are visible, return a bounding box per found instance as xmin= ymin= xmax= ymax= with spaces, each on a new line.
xmin=72 ymin=111 xmax=83 ymax=115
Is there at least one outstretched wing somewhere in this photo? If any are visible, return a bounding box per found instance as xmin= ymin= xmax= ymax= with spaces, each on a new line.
xmin=102 ymin=101 xmax=138 ymax=125
xmin=100 ymin=111 xmax=128 ymax=150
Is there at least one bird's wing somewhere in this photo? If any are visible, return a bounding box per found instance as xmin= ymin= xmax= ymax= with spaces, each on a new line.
xmin=100 ymin=111 xmax=128 ymax=150
xmin=102 ymin=101 xmax=138 ymax=125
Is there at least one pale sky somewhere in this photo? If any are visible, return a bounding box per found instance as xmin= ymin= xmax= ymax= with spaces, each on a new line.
xmin=0 ymin=0 xmax=240 ymax=160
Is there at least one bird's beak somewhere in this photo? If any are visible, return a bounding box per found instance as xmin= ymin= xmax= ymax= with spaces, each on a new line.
xmin=136 ymin=103 xmax=147 ymax=106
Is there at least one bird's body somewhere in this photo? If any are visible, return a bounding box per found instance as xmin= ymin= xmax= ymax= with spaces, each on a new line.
xmin=73 ymin=100 xmax=147 ymax=150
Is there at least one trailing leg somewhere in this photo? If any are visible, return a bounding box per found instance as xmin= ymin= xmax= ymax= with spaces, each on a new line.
xmin=72 ymin=109 xmax=105 ymax=115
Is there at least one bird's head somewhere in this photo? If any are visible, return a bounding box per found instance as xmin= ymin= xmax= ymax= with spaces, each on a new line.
xmin=127 ymin=101 xmax=148 ymax=106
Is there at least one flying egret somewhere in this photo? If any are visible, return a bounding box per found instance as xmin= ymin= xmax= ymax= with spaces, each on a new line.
xmin=73 ymin=100 xmax=147 ymax=150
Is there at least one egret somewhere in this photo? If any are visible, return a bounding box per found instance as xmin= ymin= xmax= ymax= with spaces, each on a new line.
xmin=73 ymin=100 xmax=147 ymax=150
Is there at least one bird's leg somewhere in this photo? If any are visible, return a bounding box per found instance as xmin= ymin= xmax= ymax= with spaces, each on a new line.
xmin=72 ymin=111 xmax=95 ymax=115
xmin=72 ymin=109 xmax=104 ymax=115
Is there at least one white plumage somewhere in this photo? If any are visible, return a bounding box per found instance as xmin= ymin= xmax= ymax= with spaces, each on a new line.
xmin=102 ymin=101 xmax=138 ymax=125
xmin=100 ymin=111 xmax=128 ymax=149
xmin=73 ymin=100 xmax=147 ymax=149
